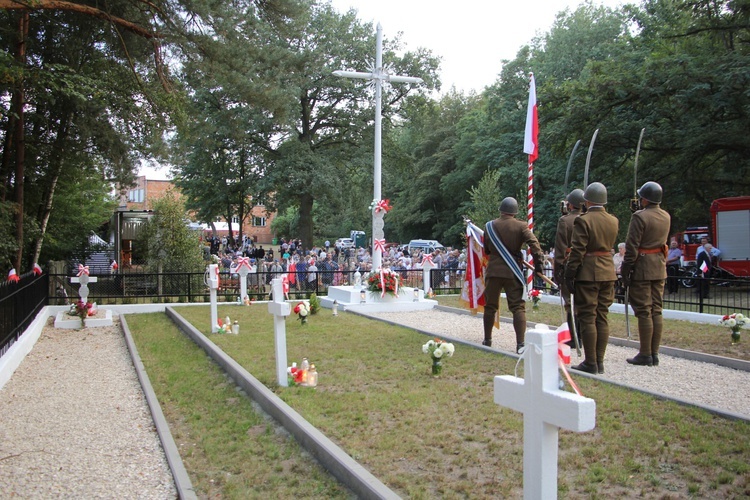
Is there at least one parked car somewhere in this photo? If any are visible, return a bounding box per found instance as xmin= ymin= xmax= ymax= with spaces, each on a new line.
xmin=335 ymin=238 xmax=354 ymax=249
xmin=407 ymin=239 xmax=445 ymax=255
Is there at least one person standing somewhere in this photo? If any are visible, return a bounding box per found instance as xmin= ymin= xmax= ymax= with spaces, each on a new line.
xmin=483 ymin=197 xmax=545 ymax=353
xmin=696 ymin=243 xmax=713 ymax=299
xmin=564 ymin=182 xmax=619 ymax=375
xmin=621 ymin=182 xmax=671 ymax=367
xmin=666 ymin=240 xmax=682 ymax=294
xmin=553 ymin=188 xmax=585 ymax=343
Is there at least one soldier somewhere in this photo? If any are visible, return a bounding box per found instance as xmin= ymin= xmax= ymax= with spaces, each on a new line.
xmin=554 ymin=188 xmax=585 ymax=344
xmin=621 ymin=181 xmax=671 ymax=367
xmin=483 ymin=197 xmax=545 ymax=353
xmin=564 ymin=182 xmax=619 ymax=374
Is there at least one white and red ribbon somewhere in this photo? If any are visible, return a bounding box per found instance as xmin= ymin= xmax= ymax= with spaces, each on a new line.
xmin=8 ymin=268 xmax=20 ymax=283
xmin=33 ymin=263 xmax=43 ymax=276
xmin=236 ymin=256 xmax=252 ymax=272
xmin=282 ymin=274 xmax=290 ymax=299
xmin=77 ymin=264 xmax=90 ymax=277
xmin=371 ymin=198 xmax=392 ymax=214
xmin=556 ymin=323 xmax=583 ymax=396
xmin=422 ymin=254 xmax=434 ymax=267
xmin=374 ymin=238 xmax=386 ymax=253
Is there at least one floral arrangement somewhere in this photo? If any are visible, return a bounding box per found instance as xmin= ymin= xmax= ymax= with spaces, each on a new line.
xmin=69 ymin=300 xmax=95 ymax=327
xmin=719 ymin=313 xmax=748 ymax=344
xmin=422 ymin=338 xmax=455 ymax=376
xmin=366 ymin=268 xmax=400 ymax=296
xmin=530 ymin=289 xmax=541 ymax=311
xmin=294 ymin=301 xmax=310 ymax=324
xmin=215 ymin=318 xmax=231 ymax=334
xmin=287 ymin=363 xmax=305 ymax=385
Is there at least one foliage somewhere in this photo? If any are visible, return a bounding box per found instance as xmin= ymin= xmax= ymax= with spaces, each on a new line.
xmin=466 ymin=168 xmax=504 ymax=228
xmin=136 ymin=192 xmax=205 ymax=274
xmin=308 ymin=293 xmax=321 ymax=315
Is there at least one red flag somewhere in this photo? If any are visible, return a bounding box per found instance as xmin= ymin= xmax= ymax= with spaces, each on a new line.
xmin=523 ymin=73 xmax=538 ymax=164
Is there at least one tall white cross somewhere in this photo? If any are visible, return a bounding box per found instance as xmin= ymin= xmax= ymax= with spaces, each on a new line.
xmin=70 ymin=265 xmax=97 ymax=304
xmin=494 ymin=325 xmax=596 ymax=500
xmin=267 ymin=278 xmax=291 ymax=387
xmin=333 ymin=23 xmax=423 ymax=272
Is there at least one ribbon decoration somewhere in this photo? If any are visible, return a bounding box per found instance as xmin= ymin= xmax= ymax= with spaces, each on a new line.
xmin=556 ymin=323 xmax=583 ymax=396
xmin=235 ymin=256 xmax=253 ymax=272
xmin=33 ymin=263 xmax=43 ymax=276
xmin=374 ymin=238 xmax=386 ymax=254
xmin=377 ymin=268 xmax=399 ymax=298
xmin=8 ymin=268 xmax=20 ymax=283
xmin=422 ymin=254 xmax=434 ymax=267
xmin=77 ymin=264 xmax=90 ymax=277
xmin=282 ymin=274 xmax=290 ymax=299
xmin=215 ymin=265 xmax=221 ymax=289
xmin=370 ymin=198 xmax=392 ymax=214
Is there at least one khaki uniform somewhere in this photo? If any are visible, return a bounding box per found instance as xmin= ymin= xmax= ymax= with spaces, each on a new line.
xmin=622 ymin=204 xmax=671 ymax=356
xmin=553 ymin=208 xmax=581 ymax=309
xmin=564 ymin=206 xmax=619 ymax=368
xmin=483 ymin=215 xmax=543 ymax=345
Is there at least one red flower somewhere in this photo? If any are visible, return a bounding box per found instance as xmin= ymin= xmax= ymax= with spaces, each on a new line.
xmin=530 ymin=289 xmax=540 ymax=297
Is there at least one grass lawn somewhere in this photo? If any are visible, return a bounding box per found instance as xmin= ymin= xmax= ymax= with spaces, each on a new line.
xmin=128 ymin=302 xmax=750 ymax=498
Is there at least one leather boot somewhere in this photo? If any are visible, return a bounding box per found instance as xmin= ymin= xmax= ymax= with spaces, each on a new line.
xmin=482 ymin=339 xmax=492 ymax=347
xmin=626 ymin=353 xmax=653 ymax=366
xmin=652 ymin=353 xmax=659 ymax=366
xmin=516 ymin=342 xmax=525 ymax=354
xmin=571 ymin=361 xmax=598 ymax=374
xmin=596 ymin=359 xmax=604 ymax=374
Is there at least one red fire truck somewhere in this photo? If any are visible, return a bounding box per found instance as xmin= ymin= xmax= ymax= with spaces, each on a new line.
xmin=674 ymin=196 xmax=750 ymax=278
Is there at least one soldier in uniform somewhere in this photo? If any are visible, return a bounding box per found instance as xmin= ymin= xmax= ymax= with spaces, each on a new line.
xmin=564 ymin=182 xmax=619 ymax=374
xmin=621 ymin=181 xmax=671 ymax=367
xmin=483 ymin=197 xmax=545 ymax=353
xmin=554 ymin=189 xmax=585 ymax=344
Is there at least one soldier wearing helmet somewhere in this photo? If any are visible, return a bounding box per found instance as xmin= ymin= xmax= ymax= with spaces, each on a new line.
xmin=621 ymin=181 xmax=671 ymax=367
xmin=482 ymin=197 xmax=544 ymax=353
xmin=563 ymin=182 xmax=619 ymax=374
xmin=554 ymin=188 xmax=585 ymax=344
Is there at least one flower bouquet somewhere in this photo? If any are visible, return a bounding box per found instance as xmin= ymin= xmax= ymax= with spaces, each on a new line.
xmin=422 ymin=338 xmax=455 ymax=376
xmin=215 ymin=318 xmax=231 ymax=334
xmin=719 ymin=313 xmax=748 ymax=344
xmin=294 ymin=302 xmax=310 ymax=324
xmin=366 ymin=268 xmax=400 ymax=297
xmin=69 ymin=300 xmax=94 ymax=327
xmin=287 ymin=363 xmax=305 ymax=386
xmin=530 ymin=289 xmax=541 ymax=311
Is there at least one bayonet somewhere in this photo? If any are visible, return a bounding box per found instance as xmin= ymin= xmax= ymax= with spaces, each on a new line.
xmin=631 ymin=128 xmax=646 ymax=212
xmin=564 ymin=139 xmax=582 ymax=192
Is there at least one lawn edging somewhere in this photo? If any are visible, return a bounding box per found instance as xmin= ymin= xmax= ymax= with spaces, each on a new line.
xmin=120 ymin=314 xmax=197 ymax=500
xmin=164 ymin=306 xmax=400 ymax=500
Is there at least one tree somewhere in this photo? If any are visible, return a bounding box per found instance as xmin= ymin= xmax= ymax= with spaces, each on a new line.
xmin=466 ymin=169 xmax=504 ymax=228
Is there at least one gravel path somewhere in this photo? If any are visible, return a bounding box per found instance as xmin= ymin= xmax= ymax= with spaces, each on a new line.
xmin=0 ymin=319 xmax=177 ymax=499
xmin=367 ymin=309 xmax=750 ymax=419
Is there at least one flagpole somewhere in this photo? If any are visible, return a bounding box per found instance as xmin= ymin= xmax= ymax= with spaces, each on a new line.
xmin=523 ymin=73 xmax=538 ymax=293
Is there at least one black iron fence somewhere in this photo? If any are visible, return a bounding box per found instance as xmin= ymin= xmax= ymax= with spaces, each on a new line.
xmin=0 ymin=272 xmax=48 ymax=358
xmin=3 ymin=267 xmax=749 ymax=360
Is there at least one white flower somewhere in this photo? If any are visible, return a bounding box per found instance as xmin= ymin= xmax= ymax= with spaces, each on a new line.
xmin=443 ymin=343 xmax=455 ymax=357
xmin=727 ymin=318 xmax=737 ymax=327
xmin=736 ymin=313 xmax=745 ymax=321
xmin=433 ymin=347 xmax=444 ymax=359
xmin=422 ymin=344 xmax=430 ymax=354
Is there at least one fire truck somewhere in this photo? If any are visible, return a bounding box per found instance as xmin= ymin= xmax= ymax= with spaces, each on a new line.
xmin=674 ymin=196 xmax=750 ymax=280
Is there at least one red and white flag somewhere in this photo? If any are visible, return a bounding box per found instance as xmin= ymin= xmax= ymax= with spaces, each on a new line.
xmin=32 ymin=263 xmax=43 ymax=276
xmin=523 ymin=73 xmax=539 ymax=164
xmin=700 ymin=260 xmax=709 ymax=274
xmin=461 ymin=222 xmax=487 ymax=311
xmin=8 ymin=268 xmax=20 ymax=283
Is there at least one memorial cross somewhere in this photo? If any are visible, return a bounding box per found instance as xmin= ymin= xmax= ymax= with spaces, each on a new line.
xmin=70 ymin=264 xmax=97 ymax=304
xmin=333 ymin=23 xmax=422 ymax=272
xmin=494 ymin=325 xmax=596 ymax=500
xmin=233 ymin=257 xmax=253 ymax=300
xmin=421 ymin=255 xmax=436 ymax=294
xmin=267 ymin=278 xmax=291 ymax=386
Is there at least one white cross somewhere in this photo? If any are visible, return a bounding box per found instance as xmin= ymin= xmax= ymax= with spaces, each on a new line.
xmin=333 ymin=23 xmax=422 ymax=272
xmin=267 ymin=278 xmax=291 ymax=387
xmin=494 ymin=325 xmax=596 ymax=500
xmin=70 ymin=267 xmax=97 ymax=304
xmin=421 ymin=258 xmax=436 ymax=293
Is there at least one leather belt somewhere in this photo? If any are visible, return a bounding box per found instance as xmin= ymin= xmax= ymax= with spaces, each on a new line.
xmin=585 ymin=251 xmax=611 ymax=257
xmin=638 ymin=247 xmax=663 ymax=255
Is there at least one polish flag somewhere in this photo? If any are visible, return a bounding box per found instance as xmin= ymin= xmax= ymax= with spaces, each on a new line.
xmin=700 ymin=261 xmax=709 ymax=274
xmin=8 ymin=268 xmax=20 ymax=282
xmin=33 ymin=263 xmax=43 ymax=276
xmin=523 ymin=73 xmax=539 ymax=164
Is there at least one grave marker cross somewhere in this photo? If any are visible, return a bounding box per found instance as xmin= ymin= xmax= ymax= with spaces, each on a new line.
xmin=333 ymin=23 xmax=422 ymax=272
xmin=70 ymin=265 xmax=97 ymax=304
xmin=267 ymin=278 xmax=291 ymax=386
xmin=494 ymin=326 xmax=596 ymax=499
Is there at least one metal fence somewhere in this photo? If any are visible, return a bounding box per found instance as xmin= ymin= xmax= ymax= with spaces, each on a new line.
xmin=0 ymin=272 xmax=48 ymax=358
xmin=3 ymin=267 xmax=749 ymax=360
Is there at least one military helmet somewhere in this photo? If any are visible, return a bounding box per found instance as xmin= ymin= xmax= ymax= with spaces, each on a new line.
xmin=583 ymin=182 xmax=608 ymax=205
xmin=499 ymin=197 xmax=519 ymax=215
xmin=637 ymin=181 xmax=663 ymax=204
xmin=566 ymin=188 xmax=585 ymax=209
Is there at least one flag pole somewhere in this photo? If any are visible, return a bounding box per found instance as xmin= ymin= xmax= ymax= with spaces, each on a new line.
xmin=523 ymin=73 xmax=538 ymax=293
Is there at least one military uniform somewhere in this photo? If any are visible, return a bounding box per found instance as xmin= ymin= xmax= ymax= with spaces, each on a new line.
xmin=554 ymin=207 xmax=581 ymax=317
xmin=483 ymin=214 xmax=544 ymax=349
xmin=564 ymin=206 xmax=619 ymax=373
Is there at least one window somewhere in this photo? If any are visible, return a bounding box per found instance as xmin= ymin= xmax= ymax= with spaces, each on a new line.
xmin=128 ymin=189 xmax=144 ymax=203
xmin=231 ymin=215 xmax=240 ymax=224
xmin=252 ymin=216 xmax=266 ymax=227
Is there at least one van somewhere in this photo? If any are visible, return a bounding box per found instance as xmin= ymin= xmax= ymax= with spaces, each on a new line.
xmin=407 ymin=239 xmax=444 ymax=255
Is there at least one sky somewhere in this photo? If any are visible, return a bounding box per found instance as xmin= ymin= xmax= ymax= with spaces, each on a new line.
xmin=141 ymin=0 xmax=624 ymax=180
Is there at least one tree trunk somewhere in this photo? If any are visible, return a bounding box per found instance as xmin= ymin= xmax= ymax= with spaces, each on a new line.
xmin=298 ymin=193 xmax=314 ymax=249
xmin=13 ymin=13 xmax=29 ymax=272
xmin=30 ymin=112 xmax=72 ymax=266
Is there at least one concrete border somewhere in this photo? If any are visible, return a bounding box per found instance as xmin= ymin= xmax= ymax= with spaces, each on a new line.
xmin=120 ymin=314 xmax=197 ymax=500
xmin=164 ymin=307 xmax=400 ymax=500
